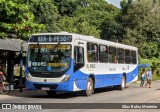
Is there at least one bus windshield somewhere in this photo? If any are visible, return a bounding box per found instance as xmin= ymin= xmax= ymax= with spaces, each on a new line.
xmin=27 ymin=44 xmax=71 ymax=72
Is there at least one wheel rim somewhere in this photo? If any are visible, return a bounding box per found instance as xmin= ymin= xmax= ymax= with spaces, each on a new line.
xmin=87 ymin=80 xmax=92 ymax=94
xmin=122 ymin=77 xmax=125 ymax=88
xmin=1 ymin=85 xmax=10 ymax=94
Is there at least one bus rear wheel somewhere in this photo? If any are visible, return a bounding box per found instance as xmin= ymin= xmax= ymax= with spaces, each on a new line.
xmin=117 ymin=76 xmax=126 ymax=90
xmin=83 ymin=77 xmax=94 ymax=96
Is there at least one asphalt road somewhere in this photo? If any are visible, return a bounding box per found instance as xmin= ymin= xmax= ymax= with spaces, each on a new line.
xmin=0 ymin=81 xmax=160 ymax=112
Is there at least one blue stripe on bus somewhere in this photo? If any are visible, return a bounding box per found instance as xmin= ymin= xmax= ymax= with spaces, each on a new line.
xmin=25 ymin=65 xmax=138 ymax=91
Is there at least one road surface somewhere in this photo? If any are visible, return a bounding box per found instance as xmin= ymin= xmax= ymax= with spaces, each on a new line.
xmin=0 ymin=81 xmax=160 ymax=112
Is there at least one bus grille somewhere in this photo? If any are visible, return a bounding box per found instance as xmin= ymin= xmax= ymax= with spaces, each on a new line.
xmin=34 ymin=84 xmax=58 ymax=90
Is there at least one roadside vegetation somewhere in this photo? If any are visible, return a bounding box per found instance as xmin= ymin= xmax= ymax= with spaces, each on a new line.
xmin=139 ymin=57 xmax=160 ymax=80
xmin=0 ymin=0 xmax=159 ymax=79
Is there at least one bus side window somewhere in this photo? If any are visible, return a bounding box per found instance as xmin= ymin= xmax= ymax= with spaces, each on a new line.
xmin=74 ymin=46 xmax=84 ymax=72
xmin=74 ymin=46 xmax=84 ymax=64
xmin=109 ymin=46 xmax=117 ymax=63
xmin=87 ymin=42 xmax=98 ymax=62
xmin=125 ymin=49 xmax=131 ymax=64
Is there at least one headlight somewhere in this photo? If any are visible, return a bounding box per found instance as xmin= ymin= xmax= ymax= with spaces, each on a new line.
xmin=26 ymin=75 xmax=31 ymax=81
xmin=61 ymin=75 xmax=70 ymax=82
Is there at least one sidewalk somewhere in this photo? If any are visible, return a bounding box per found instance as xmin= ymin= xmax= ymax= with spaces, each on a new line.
xmin=0 ymin=88 xmax=46 ymax=98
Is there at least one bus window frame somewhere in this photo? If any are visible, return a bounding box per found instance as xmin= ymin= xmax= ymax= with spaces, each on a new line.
xmin=74 ymin=46 xmax=85 ymax=72
xmin=109 ymin=46 xmax=117 ymax=63
xmin=125 ymin=49 xmax=131 ymax=64
xmin=131 ymin=50 xmax=137 ymax=64
xmin=99 ymin=44 xmax=109 ymax=63
xmin=117 ymin=48 xmax=125 ymax=64
xmin=87 ymin=42 xmax=98 ymax=63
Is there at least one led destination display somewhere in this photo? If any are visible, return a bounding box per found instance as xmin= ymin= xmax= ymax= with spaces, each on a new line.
xmin=30 ymin=35 xmax=72 ymax=42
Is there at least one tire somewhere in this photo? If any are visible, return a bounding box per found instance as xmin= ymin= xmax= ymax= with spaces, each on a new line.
xmin=0 ymin=83 xmax=10 ymax=95
xmin=46 ymin=91 xmax=57 ymax=96
xmin=83 ymin=77 xmax=94 ymax=96
xmin=117 ymin=75 xmax=126 ymax=90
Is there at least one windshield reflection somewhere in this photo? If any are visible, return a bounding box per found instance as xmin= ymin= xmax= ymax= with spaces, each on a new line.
xmin=28 ymin=44 xmax=71 ymax=72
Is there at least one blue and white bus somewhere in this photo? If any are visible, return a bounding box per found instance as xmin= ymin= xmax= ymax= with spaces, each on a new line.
xmin=25 ymin=32 xmax=138 ymax=96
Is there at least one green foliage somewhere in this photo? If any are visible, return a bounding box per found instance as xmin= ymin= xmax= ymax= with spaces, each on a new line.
xmin=100 ymin=18 xmax=123 ymax=42
xmin=13 ymin=0 xmax=59 ymax=32
xmin=54 ymin=0 xmax=78 ymax=16
xmin=57 ymin=16 xmax=100 ymax=38
xmin=0 ymin=0 xmax=45 ymax=40
xmin=56 ymin=0 xmax=120 ymax=38
xmin=0 ymin=0 xmax=121 ymax=39
xmin=139 ymin=42 xmax=158 ymax=59
xmin=121 ymin=0 xmax=160 ymax=59
xmin=139 ymin=56 xmax=160 ymax=78
xmin=1 ymin=0 xmax=160 ymax=63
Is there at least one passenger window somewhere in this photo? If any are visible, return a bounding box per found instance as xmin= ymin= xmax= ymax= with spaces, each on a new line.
xmin=74 ymin=46 xmax=85 ymax=72
xmin=99 ymin=45 xmax=108 ymax=63
xmin=109 ymin=46 xmax=117 ymax=63
xmin=87 ymin=42 xmax=98 ymax=62
xmin=131 ymin=50 xmax=137 ymax=64
xmin=117 ymin=48 xmax=124 ymax=64
xmin=74 ymin=46 xmax=84 ymax=63
xmin=125 ymin=49 xmax=131 ymax=64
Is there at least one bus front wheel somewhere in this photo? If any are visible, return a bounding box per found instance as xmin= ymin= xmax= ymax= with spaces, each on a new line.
xmin=83 ymin=77 xmax=94 ymax=96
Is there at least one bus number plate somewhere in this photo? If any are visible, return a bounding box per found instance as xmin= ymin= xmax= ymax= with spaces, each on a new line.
xmin=41 ymin=87 xmax=50 ymax=90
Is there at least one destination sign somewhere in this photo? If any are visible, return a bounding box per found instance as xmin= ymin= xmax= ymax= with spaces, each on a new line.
xmin=29 ymin=35 xmax=72 ymax=42
xmin=29 ymin=44 xmax=71 ymax=49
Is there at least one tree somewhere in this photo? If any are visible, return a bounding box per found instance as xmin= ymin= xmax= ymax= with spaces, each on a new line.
xmin=0 ymin=0 xmax=44 ymax=40
xmin=13 ymin=0 xmax=59 ymax=32
xmin=57 ymin=16 xmax=100 ymax=38
xmin=53 ymin=0 xmax=78 ymax=16
xmin=56 ymin=0 xmax=120 ymax=38
xmin=121 ymin=0 xmax=160 ymax=59
xmin=100 ymin=17 xmax=123 ymax=42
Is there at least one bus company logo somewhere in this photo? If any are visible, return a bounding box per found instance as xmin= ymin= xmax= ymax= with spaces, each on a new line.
xmin=44 ymin=79 xmax=47 ymax=82
xmin=2 ymin=104 xmax=11 ymax=109
xmin=86 ymin=64 xmax=96 ymax=69
xmin=122 ymin=66 xmax=129 ymax=71
xmin=109 ymin=67 xmax=116 ymax=71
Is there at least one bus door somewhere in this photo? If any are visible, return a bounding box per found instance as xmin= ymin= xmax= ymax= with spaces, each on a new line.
xmin=74 ymin=40 xmax=85 ymax=72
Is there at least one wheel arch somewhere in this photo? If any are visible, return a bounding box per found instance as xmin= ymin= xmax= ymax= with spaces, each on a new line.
xmin=123 ymin=72 xmax=127 ymax=82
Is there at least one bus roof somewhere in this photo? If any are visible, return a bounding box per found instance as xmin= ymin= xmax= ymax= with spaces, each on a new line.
xmin=31 ymin=32 xmax=138 ymax=50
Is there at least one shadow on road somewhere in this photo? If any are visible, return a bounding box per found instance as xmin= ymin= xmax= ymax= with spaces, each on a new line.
xmin=5 ymin=86 xmax=128 ymax=99
xmin=6 ymin=89 xmax=80 ymax=99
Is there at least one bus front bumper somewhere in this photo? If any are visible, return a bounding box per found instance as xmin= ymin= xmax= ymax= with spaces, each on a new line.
xmin=25 ymin=80 xmax=74 ymax=92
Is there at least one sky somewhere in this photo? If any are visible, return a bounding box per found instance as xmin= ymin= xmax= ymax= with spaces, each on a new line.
xmin=106 ymin=0 xmax=121 ymax=8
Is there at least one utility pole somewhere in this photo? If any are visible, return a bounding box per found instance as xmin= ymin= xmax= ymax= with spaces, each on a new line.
xmin=20 ymin=42 xmax=24 ymax=92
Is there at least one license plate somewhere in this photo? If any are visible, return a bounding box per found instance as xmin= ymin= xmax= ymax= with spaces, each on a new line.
xmin=41 ymin=87 xmax=50 ymax=90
